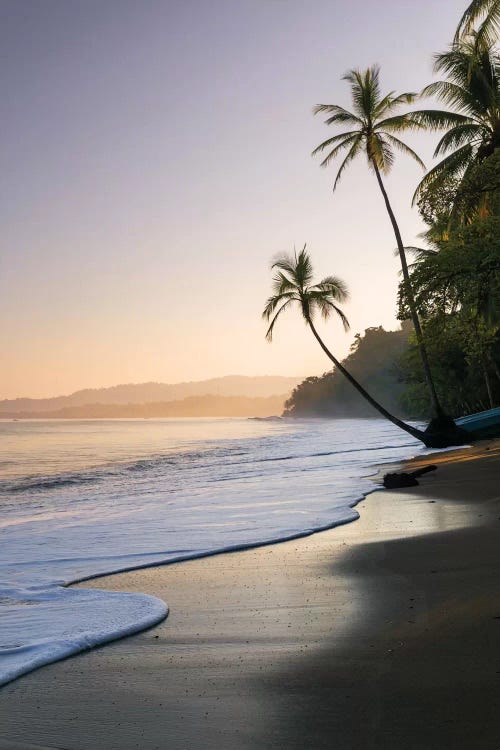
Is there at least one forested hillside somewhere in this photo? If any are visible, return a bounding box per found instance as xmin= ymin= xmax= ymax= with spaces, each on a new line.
xmin=284 ymin=324 xmax=413 ymax=418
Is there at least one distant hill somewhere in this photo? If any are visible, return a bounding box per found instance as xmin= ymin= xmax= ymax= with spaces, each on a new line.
xmin=2 ymin=394 xmax=288 ymax=419
xmin=0 ymin=376 xmax=302 ymax=415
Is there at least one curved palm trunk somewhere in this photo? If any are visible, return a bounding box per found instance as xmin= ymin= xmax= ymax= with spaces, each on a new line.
xmin=372 ymin=164 xmax=445 ymax=419
xmin=306 ymin=316 xmax=426 ymax=442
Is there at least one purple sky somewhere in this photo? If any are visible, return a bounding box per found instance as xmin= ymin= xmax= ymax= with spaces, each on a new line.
xmin=1 ymin=0 xmax=464 ymax=398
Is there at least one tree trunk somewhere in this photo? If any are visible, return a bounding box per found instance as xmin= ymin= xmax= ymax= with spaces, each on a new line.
xmin=491 ymin=358 xmax=500 ymax=384
xmin=372 ymin=164 xmax=445 ymax=419
xmin=483 ymin=363 xmax=494 ymax=408
xmin=307 ymin=316 xmax=426 ymax=442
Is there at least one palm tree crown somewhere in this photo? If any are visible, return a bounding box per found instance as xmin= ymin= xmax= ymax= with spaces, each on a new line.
xmin=262 ymin=246 xmax=349 ymax=341
xmin=412 ymin=37 xmax=500 ymax=204
xmin=312 ymin=65 xmax=425 ymax=190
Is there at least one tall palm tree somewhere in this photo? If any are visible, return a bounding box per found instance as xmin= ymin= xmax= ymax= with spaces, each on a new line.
xmin=262 ymin=246 xmax=426 ymax=442
xmin=455 ymin=0 xmax=500 ymax=47
xmin=312 ymin=66 xmax=447 ymax=421
xmin=412 ymin=37 xmax=500 ymax=206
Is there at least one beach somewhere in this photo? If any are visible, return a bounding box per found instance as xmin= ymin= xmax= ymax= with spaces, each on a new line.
xmin=1 ymin=441 xmax=499 ymax=749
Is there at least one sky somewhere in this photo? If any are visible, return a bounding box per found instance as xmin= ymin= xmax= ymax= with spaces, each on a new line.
xmin=1 ymin=0 xmax=465 ymax=399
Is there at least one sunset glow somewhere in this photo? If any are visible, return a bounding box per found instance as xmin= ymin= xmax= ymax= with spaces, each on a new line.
xmin=1 ymin=0 xmax=465 ymax=398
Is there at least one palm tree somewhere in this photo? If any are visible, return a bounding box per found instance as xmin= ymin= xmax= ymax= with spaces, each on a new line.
xmin=262 ymin=246 xmax=426 ymax=442
xmin=455 ymin=0 xmax=500 ymax=47
xmin=311 ymin=66 xmax=447 ymax=421
xmin=412 ymin=37 xmax=500 ymax=207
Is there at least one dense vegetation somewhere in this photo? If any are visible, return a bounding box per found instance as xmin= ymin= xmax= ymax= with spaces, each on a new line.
xmin=267 ymin=1 xmax=499 ymax=431
xmin=283 ymin=324 xmax=413 ymax=418
xmin=398 ymin=161 xmax=500 ymax=417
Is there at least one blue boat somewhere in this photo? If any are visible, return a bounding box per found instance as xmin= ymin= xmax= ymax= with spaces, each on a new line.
xmin=455 ymin=407 xmax=500 ymax=439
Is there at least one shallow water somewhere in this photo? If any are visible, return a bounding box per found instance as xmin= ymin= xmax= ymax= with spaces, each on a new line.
xmin=0 ymin=417 xmax=425 ymax=685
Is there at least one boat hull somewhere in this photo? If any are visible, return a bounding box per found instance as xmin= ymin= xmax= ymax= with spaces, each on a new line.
xmin=455 ymin=407 xmax=500 ymax=439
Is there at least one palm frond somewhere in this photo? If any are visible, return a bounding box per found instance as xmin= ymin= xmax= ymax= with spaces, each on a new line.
xmin=374 ymin=91 xmax=418 ymax=119
xmin=309 ymin=295 xmax=351 ymax=329
xmin=264 ymin=298 xmax=296 ymax=342
xmin=341 ymin=69 xmax=365 ymax=116
xmin=456 ymin=0 xmax=487 ymax=37
xmin=312 ymin=275 xmax=350 ymax=302
xmin=271 ymin=254 xmax=297 ymax=279
xmin=313 ymin=133 xmax=361 ymax=169
xmin=310 ymin=130 xmax=358 ymax=156
xmin=372 ymin=90 xmax=396 ymax=118
xmin=293 ymin=245 xmax=314 ymax=288
xmin=412 ymin=144 xmax=474 ymax=204
xmin=410 ymin=107 xmax=472 ymax=130
xmin=328 ymin=302 xmax=350 ymax=330
xmin=455 ymin=0 xmax=500 ymax=42
xmin=270 ymin=271 xmax=295 ymax=296
xmin=363 ymin=66 xmax=382 ymax=113
xmin=474 ymin=2 xmax=500 ymax=47
xmin=375 ymin=113 xmax=426 ymax=133
xmin=386 ymin=91 xmax=419 ymax=107
xmin=395 ymin=245 xmax=439 ymax=263
xmin=421 ymin=80 xmax=487 ymax=117
xmin=433 ymin=122 xmax=486 ymax=155
xmin=382 ymin=134 xmax=426 ymax=169
xmin=262 ymin=290 xmax=297 ymax=319
xmin=332 ymin=137 xmax=363 ymax=190
xmin=312 ymin=104 xmax=363 ymax=127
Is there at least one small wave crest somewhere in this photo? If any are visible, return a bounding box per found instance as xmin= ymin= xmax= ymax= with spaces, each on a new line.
xmin=0 ymin=445 xmax=250 ymax=495
xmin=2 ymin=473 xmax=102 ymax=493
xmin=0 ymin=434 xmax=418 ymax=495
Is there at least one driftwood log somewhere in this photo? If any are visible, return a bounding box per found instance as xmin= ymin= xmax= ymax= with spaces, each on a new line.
xmin=383 ymin=464 xmax=437 ymax=489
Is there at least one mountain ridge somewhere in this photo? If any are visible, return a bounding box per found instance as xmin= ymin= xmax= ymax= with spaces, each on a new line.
xmin=0 ymin=376 xmax=303 ymax=415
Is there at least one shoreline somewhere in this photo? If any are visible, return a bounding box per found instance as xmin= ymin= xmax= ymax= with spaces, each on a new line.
xmin=0 ymin=419 xmax=424 ymax=692
xmin=1 ymin=441 xmax=499 ymax=748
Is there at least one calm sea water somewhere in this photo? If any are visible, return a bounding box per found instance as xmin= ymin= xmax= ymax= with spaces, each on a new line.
xmin=0 ymin=417 xmax=425 ymax=686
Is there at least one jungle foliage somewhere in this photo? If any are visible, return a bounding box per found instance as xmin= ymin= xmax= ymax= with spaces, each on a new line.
xmin=277 ymin=0 xmax=499 ymax=425
xmin=283 ymin=324 xmax=413 ymax=418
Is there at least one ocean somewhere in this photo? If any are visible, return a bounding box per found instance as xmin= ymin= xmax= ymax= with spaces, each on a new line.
xmin=0 ymin=417 xmax=426 ymax=686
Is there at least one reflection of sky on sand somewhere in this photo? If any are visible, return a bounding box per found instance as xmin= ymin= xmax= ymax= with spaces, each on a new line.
xmin=360 ymin=490 xmax=484 ymax=538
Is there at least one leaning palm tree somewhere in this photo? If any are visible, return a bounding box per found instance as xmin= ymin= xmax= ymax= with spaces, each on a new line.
xmin=263 ymin=246 xmax=426 ymax=442
xmin=312 ymin=66 xmax=447 ymax=423
xmin=455 ymin=0 xmax=500 ymax=47
xmin=412 ymin=37 xmax=500 ymax=207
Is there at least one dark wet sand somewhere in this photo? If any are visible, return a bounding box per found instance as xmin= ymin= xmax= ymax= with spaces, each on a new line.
xmin=1 ymin=442 xmax=499 ymax=749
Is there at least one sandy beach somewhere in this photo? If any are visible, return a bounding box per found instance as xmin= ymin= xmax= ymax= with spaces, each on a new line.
xmin=1 ymin=441 xmax=499 ymax=749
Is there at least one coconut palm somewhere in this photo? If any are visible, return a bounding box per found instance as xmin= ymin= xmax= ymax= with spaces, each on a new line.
xmin=262 ymin=246 xmax=426 ymax=442
xmin=412 ymin=37 xmax=500 ymax=206
xmin=455 ymin=0 xmax=500 ymax=47
xmin=312 ymin=66 xmax=447 ymax=421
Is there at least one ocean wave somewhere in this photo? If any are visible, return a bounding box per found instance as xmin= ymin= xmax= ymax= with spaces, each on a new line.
xmin=0 ymin=417 xmax=428 ymax=688
xmin=0 ymin=445 xmax=254 ymax=494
